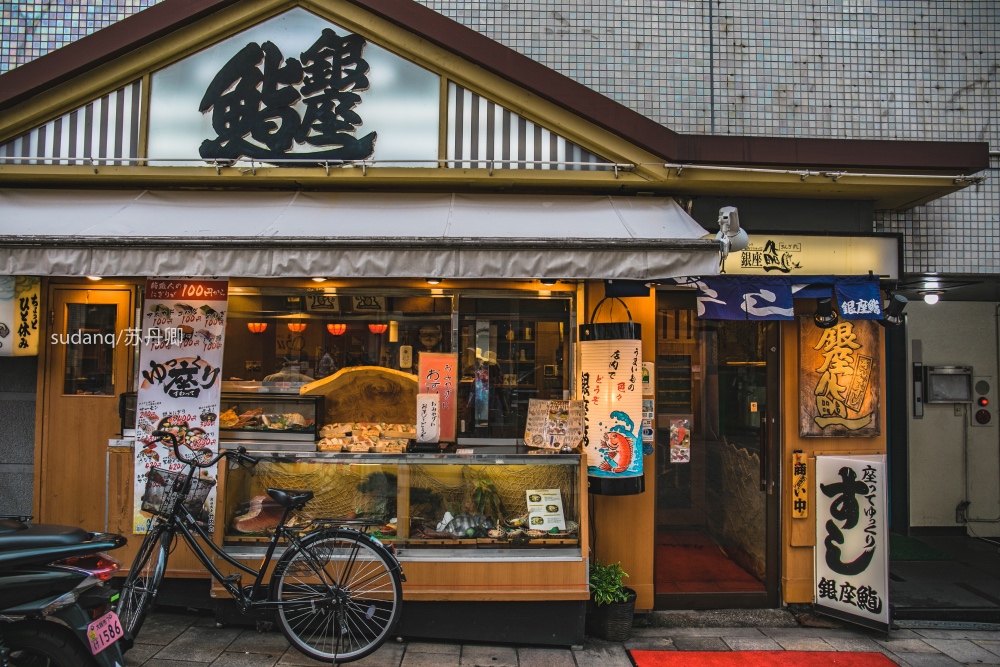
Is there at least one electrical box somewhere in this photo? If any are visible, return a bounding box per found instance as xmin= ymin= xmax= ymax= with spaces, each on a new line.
xmin=923 ymin=366 xmax=973 ymax=404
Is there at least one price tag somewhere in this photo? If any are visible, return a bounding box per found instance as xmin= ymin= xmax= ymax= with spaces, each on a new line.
xmin=87 ymin=611 xmax=123 ymax=655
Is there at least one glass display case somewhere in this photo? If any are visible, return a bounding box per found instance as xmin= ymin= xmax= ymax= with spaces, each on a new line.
xmin=221 ymin=447 xmax=582 ymax=557
xmin=218 ymin=391 xmax=322 ymax=443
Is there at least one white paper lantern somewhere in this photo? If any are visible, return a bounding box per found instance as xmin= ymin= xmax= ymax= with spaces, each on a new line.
xmin=578 ymin=339 xmax=643 ymax=479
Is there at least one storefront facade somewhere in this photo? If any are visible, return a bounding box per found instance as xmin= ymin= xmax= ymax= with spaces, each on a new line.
xmin=0 ymin=0 xmax=989 ymax=637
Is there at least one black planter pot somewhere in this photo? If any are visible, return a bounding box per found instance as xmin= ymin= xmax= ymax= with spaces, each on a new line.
xmin=584 ymin=587 xmax=636 ymax=641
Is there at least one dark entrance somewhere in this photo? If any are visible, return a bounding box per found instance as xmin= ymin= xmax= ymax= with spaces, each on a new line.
xmin=653 ymin=291 xmax=780 ymax=608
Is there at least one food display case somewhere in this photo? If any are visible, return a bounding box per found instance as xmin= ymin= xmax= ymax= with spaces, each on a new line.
xmin=218 ymin=390 xmax=322 ymax=444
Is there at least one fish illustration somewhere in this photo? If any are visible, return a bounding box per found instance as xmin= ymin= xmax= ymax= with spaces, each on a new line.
xmin=598 ymin=410 xmax=639 ymax=474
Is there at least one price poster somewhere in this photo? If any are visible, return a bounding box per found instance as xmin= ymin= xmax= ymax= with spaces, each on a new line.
xmin=526 ymin=488 xmax=566 ymax=531
xmin=523 ymin=399 xmax=585 ymax=450
xmin=418 ymin=352 xmax=458 ymax=441
xmin=133 ymin=279 xmax=228 ymax=534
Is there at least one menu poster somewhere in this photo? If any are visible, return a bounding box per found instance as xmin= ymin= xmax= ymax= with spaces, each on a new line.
xmin=418 ymin=352 xmax=458 ymax=442
xmin=669 ymin=416 xmax=691 ymax=464
xmin=0 ymin=276 xmax=41 ymax=356
xmin=526 ymin=488 xmax=566 ymax=531
xmin=523 ymin=399 xmax=585 ymax=450
xmin=416 ymin=393 xmax=441 ymax=443
xmin=133 ymin=279 xmax=228 ymax=534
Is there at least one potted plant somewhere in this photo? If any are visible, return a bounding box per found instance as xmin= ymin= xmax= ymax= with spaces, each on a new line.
xmin=586 ymin=560 xmax=636 ymax=641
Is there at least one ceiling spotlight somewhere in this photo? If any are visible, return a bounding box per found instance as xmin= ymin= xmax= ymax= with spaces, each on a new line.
xmin=814 ymin=297 xmax=839 ymax=329
xmin=426 ymin=278 xmax=442 ymax=285
xmin=540 ymin=279 xmax=557 ymax=286
xmin=879 ymin=293 xmax=908 ymax=327
xmin=311 ymin=277 xmax=327 ymax=283
xmin=86 ymin=275 xmax=103 ymax=281
xmin=921 ymin=291 xmax=942 ymax=305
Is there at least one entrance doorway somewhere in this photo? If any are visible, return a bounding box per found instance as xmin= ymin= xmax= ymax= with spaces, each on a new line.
xmin=653 ymin=292 xmax=780 ymax=608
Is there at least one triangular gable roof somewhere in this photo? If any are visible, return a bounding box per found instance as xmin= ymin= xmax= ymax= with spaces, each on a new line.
xmin=0 ymin=0 xmax=986 ymax=175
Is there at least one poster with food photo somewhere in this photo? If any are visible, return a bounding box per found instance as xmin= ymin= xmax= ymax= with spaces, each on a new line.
xmin=526 ymin=488 xmax=566 ymax=531
xmin=133 ymin=279 xmax=228 ymax=534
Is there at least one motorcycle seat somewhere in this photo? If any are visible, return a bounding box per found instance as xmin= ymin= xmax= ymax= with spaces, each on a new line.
xmin=0 ymin=523 xmax=90 ymax=551
xmin=0 ymin=518 xmax=28 ymax=534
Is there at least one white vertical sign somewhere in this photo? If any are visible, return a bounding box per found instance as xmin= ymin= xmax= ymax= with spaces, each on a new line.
xmin=416 ymin=393 xmax=440 ymax=443
xmin=814 ymin=455 xmax=889 ymax=632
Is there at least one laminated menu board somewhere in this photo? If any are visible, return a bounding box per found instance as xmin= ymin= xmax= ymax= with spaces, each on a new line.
xmin=526 ymin=488 xmax=566 ymax=531
xmin=523 ymin=399 xmax=585 ymax=450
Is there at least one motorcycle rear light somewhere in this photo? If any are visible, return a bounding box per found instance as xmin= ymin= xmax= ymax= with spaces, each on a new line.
xmin=55 ymin=553 xmax=121 ymax=581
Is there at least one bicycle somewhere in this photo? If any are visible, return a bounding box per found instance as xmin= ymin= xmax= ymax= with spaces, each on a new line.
xmin=116 ymin=430 xmax=405 ymax=664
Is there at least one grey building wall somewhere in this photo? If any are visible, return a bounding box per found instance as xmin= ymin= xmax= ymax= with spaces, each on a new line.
xmin=1 ymin=0 xmax=996 ymax=275
xmin=0 ymin=357 xmax=37 ymax=516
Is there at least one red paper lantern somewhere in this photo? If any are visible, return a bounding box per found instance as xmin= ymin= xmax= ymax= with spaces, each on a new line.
xmin=247 ymin=322 xmax=268 ymax=334
xmin=287 ymin=322 xmax=307 ymax=333
xmin=368 ymin=323 xmax=388 ymax=334
xmin=327 ymin=323 xmax=347 ymax=336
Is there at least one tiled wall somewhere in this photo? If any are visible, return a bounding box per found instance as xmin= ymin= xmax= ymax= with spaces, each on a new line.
xmin=1 ymin=0 xmax=997 ymax=273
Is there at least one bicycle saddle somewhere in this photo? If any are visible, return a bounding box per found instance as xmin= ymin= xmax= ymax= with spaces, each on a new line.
xmin=267 ymin=488 xmax=314 ymax=509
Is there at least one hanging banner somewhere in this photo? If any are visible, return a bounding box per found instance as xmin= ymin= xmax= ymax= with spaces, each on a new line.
xmin=791 ymin=450 xmax=808 ymax=518
xmin=417 ymin=352 xmax=458 ymax=442
xmin=133 ymin=279 xmax=229 ymax=534
xmin=799 ymin=317 xmax=881 ymax=437
xmin=815 ymin=455 xmax=889 ymax=632
xmin=579 ymin=338 xmax=643 ymax=479
xmin=0 ymin=276 xmax=41 ymax=356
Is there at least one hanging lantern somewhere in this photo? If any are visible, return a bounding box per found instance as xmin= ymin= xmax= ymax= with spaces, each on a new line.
xmin=326 ymin=323 xmax=347 ymax=336
xmin=247 ymin=322 xmax=268 ymax=334
xmin=287 ymin=322 xmax=307 ymax=333
xmin=368 ymin=323 xmax=388 ymax=334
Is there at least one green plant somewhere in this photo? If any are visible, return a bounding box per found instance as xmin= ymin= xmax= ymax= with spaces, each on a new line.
xmin=471 ymin=477 xmax=505 ymax=521
xmin=589 ymin=560 xmax=630 ymax=606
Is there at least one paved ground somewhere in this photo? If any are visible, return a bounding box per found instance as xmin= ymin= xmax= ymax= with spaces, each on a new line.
xmin=124 ymin=608 xmax=1000 ymax=667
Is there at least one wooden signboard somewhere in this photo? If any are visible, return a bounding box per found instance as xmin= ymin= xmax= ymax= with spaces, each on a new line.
xmin=799 ymin=317 xmax=880 ymax=437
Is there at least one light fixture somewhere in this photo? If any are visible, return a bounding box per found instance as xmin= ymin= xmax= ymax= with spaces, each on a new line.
xmin=247 ymin=322 xmax=268 ymax=334
xmin=368 ymin=323 xmax=388 ymax=334
xmin=311 ymin=277 xmax=327 ymax=283
xmin=921 ymin=291 xmax=942 ymax=305
xmin=813 ymin=297 xmax=839 ymax=329
xmin=879 ymin=293 xmax=908 ymax=327
xmin=287 ymin=322 xmax=307 ymax=333
xmin=540 ymin=279 xmax=557 ymax=286
xmin=426 ymin=278 xmax=442 ymax=285
xmin=86 ymin=275 xmax=102 ymax=281
xmin=326 ymin=323 xmax=347 ymax=336
xmin=716 ymin=206 xmax=750 ymax=268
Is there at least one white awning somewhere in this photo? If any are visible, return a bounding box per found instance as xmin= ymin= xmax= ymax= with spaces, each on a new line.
xmin=0 ymin=190 xmax=720 ymax=279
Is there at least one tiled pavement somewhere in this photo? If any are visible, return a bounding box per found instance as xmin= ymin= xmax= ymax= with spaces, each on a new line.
xmin=125 ymin=609 xmax=1000 ymax=667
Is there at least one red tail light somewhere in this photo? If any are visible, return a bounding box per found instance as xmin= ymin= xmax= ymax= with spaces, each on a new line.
xmin=55 ymin=553 xmax=121 ymax=581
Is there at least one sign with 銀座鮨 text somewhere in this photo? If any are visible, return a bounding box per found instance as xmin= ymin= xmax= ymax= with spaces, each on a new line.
xmin=133 ymin=279 xmax=229 ymax=535
xmin=814 ymin=455 xmax=889 ymax=632
xmin=0 ymin=276 xmax=41 ymax=356
xmin=799 ymin=317 xmax=880 ymax=437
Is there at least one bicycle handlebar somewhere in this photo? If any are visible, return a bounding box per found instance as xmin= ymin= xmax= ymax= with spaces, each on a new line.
xmin=150 ymin=430 xmax=257 ymax=469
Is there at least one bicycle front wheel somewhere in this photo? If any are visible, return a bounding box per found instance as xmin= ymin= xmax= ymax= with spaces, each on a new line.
xmin=116 ymin=522 xmax=171 ymax=645
xmin=270 ymin=530 xmax=403 ymax=663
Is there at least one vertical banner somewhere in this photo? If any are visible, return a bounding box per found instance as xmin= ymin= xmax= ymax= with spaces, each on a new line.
xmin=0 ymin=276 xmax=41 ymax=356
xmin=799 ymin=318 xmax=880 ymax=437
xmin=815 ymin=455 xmax=889 ymax=632
xmin=579 ymin=338 xmax=643 ymax=479
xmin=133 ymin=279 xmax=228 ymax=534
xmin=416 ymin=393 xmax=441 ymax=443
xmin=417 ymin=352 xmax=458 ymax=442
xmin=791 ymin=450 xmax=808 ymax=518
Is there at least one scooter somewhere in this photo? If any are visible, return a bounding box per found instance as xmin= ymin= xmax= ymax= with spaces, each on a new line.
xmin=0 ymin=515 xmax=128 ymax=667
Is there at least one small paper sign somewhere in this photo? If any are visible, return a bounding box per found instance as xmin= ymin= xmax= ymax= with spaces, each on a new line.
xmin=526 ymin=488 xmax=565 ymax=531
xmin=416 ymin=393 xmax=440 ymax=443
xmin=792 ymin=450 xmax=808 ymax=518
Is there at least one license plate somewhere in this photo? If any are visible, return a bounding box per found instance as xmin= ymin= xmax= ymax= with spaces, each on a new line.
xmin=87 ymin=611 xmax=123 ymax=655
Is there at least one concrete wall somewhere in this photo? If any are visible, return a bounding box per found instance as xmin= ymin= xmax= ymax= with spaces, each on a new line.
xmin=906 ymin=301 xmax=1000 ymax=536
xmin=0 ymin=356 xmax=37 ymax=516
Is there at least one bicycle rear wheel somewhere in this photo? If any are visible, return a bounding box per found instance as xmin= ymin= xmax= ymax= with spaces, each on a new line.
xmin=116 ymin=523 xmax=171 ymax=646
xmin=270 ymin=530 xmax=403 ymax=663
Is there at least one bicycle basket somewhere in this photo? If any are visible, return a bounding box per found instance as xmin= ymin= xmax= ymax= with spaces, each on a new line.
xmin=141 ymin=468 xmax=216 ymax=519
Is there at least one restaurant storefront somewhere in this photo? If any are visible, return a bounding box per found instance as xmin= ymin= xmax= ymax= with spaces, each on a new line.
xmin=0 ymin=0 xmax=988 ymax=642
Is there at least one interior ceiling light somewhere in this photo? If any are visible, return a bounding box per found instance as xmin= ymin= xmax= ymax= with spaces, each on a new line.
xmin=311 ymin=277 xmax=327 ymax=283
xmin=426 ymin=278 xmax=442 ymax=285
xmin=287 ymin=322 xmax=307 ymax=333
xmin=86 ymin=275 xmax=102 ymax=281
xmin=326 ymin=323 xmax=347 ymax=336
xmin=921 ymin=291 xmax=942 ymax=305
xmin=247 ymin=322 xmax=268 ymax=334
xmin=813 ymin=297 xmax=839 ymax=329
xmin=368 ymin=323 xmax=388 ymax=334
xmin=540 ymin=278 xmax=558 ymax=286
xmin=879 ymin=293 xmax=908 ymax=327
